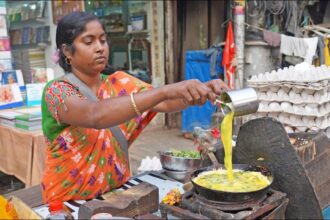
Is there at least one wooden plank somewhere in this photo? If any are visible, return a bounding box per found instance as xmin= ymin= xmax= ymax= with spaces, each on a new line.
xmin=262 ymin=199 xmax=289 ymax=220
xmin=315 ymin=178 xmax=330 ymax=209
xmin=305 ymin=150 xmax=330 ymax=188
xmin=164 ymin=0 xmax=179 ymax=128
xmin=78 ymin=182 xmax=159 ymax=219
xmin=160 ymin=203 xmax=209 ymax=220
xmin=290 ymin=132 xmax=329 ymax=165
xmin=185 ymin=1 xmax=208 ymax=50
xmin=172 ymin=1 xmax=179 ymax=83
xmin=164 ymin=0 xmax=175 ymax=85
xmin=209 ymin=0 xmax=226 ymax=45
xmin=135 ymin=213 xmax=163 ymax=220
xmin=5 ymin=185 xmax=43 ymax=208
xmin=178 ymin=0 xmax=209 ymax=82
xmin=289 ymin=132 xmax=330 ymax=209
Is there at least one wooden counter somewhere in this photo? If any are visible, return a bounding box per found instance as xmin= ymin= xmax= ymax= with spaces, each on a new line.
xmin=0 ymin=125 xmax=46 ymax=187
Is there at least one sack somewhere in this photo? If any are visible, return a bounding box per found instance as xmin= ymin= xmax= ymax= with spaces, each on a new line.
xmin=0 ymin=196 xmax=42 ymax=219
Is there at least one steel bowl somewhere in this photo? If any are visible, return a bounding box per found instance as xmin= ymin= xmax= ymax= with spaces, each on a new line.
xmin=163 ymin=167 xmax=194 ymax=182
xmin=158 ymin=151 xmax=203 ymax=171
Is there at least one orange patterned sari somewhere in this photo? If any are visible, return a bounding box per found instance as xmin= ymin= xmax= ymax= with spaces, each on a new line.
xmin=41 ymin=71 xmax=156 ymax=203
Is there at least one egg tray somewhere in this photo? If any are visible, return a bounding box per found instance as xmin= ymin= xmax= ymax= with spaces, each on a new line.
xmin=248 ymin=81 xmax=329 ymax=91
xmin=256 ymin=88 xmax=330 ymax=105
xmin=245 ymin=113 xmax=330 ymax=132
xmin=257 ymin=101 xmax=330 ymax=117
xmin=248 ymin=80 xmax=329 ymax=88
xmin=247 ymin=63 xmax=330 ymax=84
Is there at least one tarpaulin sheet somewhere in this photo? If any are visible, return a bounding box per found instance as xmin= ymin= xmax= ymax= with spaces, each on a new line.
xmin=181 ymin=49 xmax=223 ymax=132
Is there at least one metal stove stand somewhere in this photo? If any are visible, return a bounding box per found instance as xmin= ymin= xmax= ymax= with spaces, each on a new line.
xmin=159 ymin=189 xmax=289 ymax=219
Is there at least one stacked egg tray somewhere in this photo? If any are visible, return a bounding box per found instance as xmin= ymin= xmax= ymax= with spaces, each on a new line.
xmin=245 ymin=63 xmax=330 ymax=136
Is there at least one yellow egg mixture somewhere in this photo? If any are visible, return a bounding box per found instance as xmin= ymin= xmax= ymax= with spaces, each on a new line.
xmin=221 ymin=111 xmax=235 ymax=180
xmin=193 ymin=169 xmax=270 ymax=192
xmin=193 ymin=110 xmax=270 ymax=192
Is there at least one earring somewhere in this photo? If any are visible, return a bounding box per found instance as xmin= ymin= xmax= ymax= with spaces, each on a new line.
xmin=65 ymin=57 xmax=71 ymax=65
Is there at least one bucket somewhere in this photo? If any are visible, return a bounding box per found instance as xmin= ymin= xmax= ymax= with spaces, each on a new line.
xmin=219 ymin=87 xmax=259 ymax=116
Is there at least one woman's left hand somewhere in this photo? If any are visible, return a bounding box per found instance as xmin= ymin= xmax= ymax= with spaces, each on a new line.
xmin=204 ymin=79 xmax=230 ymax=103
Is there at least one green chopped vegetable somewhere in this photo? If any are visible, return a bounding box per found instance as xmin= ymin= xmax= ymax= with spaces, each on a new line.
xmin=170 ymin=149 xmax=201 ymax=159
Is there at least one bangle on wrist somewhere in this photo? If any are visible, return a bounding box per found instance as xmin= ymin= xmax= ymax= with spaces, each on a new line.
xmin=130 ymin=91 xmax=142 ymax=116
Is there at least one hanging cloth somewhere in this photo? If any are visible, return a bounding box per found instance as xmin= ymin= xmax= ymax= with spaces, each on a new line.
xmin=324 ymin=38 xmax=330 ymax=66
xmin=222 ymin=21 xmax=236 ymax=89
xmin=318 ymin=37 xmax=325 ymax=65
xmin=280 ymin=35 xmax=318 ymax=64
xmin=262 ymin=30 xmax=281 ymax=47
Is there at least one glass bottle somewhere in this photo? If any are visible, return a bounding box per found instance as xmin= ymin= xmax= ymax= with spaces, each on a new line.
xmin=46 ymin=201 xmax=73 ymax=220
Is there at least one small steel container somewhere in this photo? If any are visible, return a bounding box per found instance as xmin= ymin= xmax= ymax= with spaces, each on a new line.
xmin=163 ymin=168 xmax=194 ymax=182
xmin=220 ymin=87 xmax=259 ymax=116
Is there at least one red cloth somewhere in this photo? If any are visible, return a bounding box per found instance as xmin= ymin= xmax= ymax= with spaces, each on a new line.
xmin=222 ymin=21 xmax=236 ymax=89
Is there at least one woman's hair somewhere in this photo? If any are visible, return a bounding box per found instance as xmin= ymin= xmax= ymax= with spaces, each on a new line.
xmin=56 ymin=12 xmax=105 ymax=72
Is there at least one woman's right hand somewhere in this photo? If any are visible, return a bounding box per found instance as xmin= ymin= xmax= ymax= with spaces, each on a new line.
xmin=162 ymin=79 xmax=214 ymax=106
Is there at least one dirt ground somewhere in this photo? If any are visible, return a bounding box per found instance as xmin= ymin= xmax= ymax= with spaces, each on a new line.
xmin=129 ymin=125 xmax=195 ymax=174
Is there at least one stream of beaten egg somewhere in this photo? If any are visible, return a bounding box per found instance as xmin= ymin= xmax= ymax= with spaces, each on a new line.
xmin=220 ymin=111 xmax=234 ymax=181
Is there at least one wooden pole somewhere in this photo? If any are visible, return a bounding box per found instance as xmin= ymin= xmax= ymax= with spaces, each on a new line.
xmin=164 ymin=0 xmax=179 ymax=128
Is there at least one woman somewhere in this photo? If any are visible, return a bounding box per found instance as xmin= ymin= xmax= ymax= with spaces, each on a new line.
xmin=42 ymin=12 xmax=228 ymax=203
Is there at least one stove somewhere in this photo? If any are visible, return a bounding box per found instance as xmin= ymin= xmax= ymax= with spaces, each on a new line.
xmin=159 ymin=189 xmax=288 ymax=219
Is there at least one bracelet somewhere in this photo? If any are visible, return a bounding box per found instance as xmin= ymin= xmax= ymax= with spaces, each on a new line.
xmin=130 ymin=91 xmax=142 ymax=116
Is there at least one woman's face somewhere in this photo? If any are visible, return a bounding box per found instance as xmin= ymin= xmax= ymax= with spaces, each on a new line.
xmin=70 ymin=20 xmax=109 ymax=75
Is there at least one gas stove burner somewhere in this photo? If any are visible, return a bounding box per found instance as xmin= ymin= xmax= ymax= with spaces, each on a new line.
xmin=192 ymin=189 xmax=268 ymax=211
xmin=160 ymin=188 xmax=288 ymax=220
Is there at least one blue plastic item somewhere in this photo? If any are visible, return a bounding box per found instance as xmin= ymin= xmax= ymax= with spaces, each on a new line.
xmin=181 ymin=49 xmax=223 ymax=133
xmin=324 ymin=206 xmax=330 ymax=219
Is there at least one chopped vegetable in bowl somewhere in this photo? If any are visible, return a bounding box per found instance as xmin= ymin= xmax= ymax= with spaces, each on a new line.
xmin=170 ymin=149 xmax=201 ymax=159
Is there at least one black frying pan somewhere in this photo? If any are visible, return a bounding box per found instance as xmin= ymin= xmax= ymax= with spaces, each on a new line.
xmin=190 ymin=164 xmax=273 ymax=202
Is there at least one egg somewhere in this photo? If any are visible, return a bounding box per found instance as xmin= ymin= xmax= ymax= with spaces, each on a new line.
xmin=269 ymin=102 xmax=280 ymax=111
xmin=280 ymin=102 xmax=292 ymax=112
xmin=284 ymin=126 xmax=294 ymax=133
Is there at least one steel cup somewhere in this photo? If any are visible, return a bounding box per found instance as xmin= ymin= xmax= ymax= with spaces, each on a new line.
xmin=219 ymin=87 xmax=259 ymax=116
